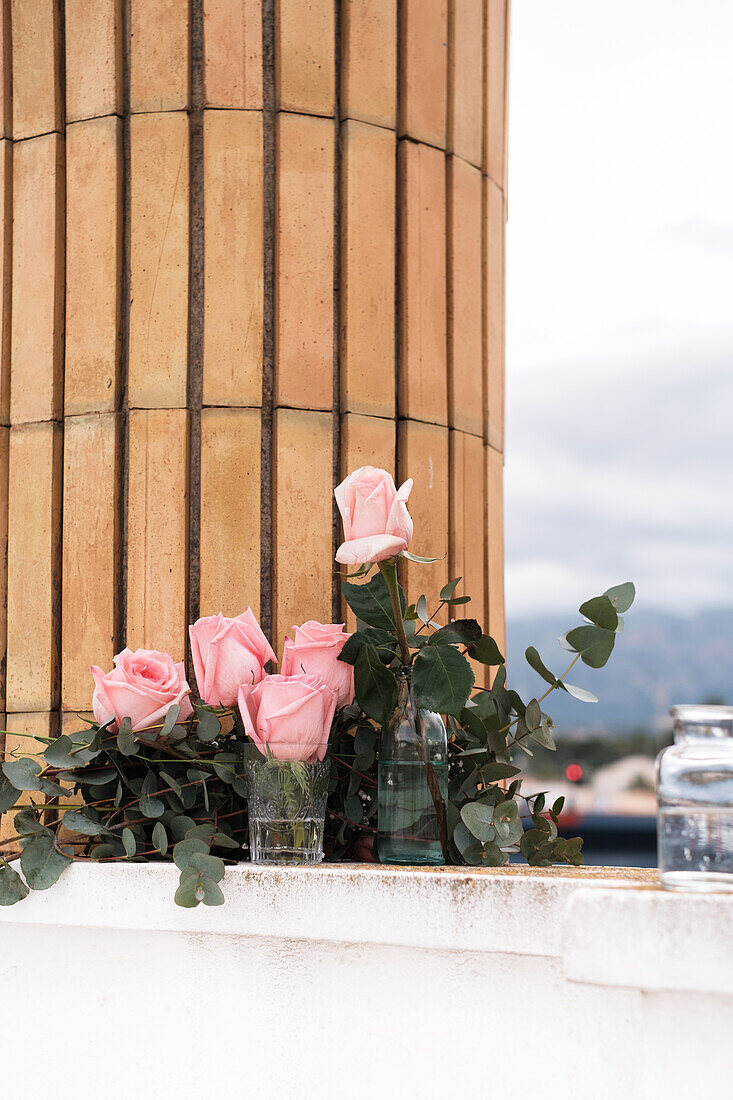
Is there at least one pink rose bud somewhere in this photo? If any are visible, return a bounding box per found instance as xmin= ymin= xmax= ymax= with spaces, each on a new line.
xmin=238 ymin=674 xmax=337 ymax=763
xmin=91 ymin=648 xmax=194 ymax=733
xmin=334 ymin=465 xmax=414 ymax=566
xmin=189 ymin=609 xmax=277 ymax=707
xmin=281 ymin=621 xmax=355 ymax=709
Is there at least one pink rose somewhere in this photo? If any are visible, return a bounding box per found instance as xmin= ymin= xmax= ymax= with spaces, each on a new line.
xmin=91 ymin=648 xmax=194 ymax=733
xmin=334 ymin=466 xmax=414 ymax=566
xmin=189 ymin=609 xmax=277 ymax=706
xmin=281 ymin=621 xmax=355 ymax=709
xmin=238 ymin=674 xmax=337 ymax=763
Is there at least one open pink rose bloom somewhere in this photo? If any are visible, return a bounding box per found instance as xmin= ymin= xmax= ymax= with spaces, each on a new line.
xmin=189 ymin=609 xmax=277 ymax=707
xmin=281 ymin=621 xmax=354 ymax=709
xmin=91 ymin=648 xmax=194 ymax=733
xmin=238 ymin=674 xmax=337 ymax=763
xmin=334 ymin=465 xmax=413 ymax=566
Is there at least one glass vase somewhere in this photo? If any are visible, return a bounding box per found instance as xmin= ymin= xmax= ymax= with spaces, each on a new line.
xmin=378 ymin=674 xmax=449 ymax=866
xmin=657 ymin=704 xmax=733 ymax=892
xmin=243 ymin=747 xmax=331 ymax=864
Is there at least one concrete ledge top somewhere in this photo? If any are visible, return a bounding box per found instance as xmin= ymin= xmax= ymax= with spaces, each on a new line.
xmin=0 ymin=860 xmax=657 ymax=960
xmin=563 ymin=884 xmax=733 ymax=996
xmin=5 ymin=861 xmax=731 ymax=993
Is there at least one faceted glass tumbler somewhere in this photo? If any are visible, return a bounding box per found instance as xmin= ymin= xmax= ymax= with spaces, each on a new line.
xmin=243 ymin=747 xmax=331 ymax=865
xmin=657 ymin=704 xmax=733 ymax=892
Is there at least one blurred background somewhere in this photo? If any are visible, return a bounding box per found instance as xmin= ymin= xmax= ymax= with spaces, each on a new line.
xmin=505 ymin=0 xmax=733 ymax=866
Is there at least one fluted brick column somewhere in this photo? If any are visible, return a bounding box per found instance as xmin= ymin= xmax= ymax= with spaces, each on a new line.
xmin=0 ymin=0 xmax=509 ymax=812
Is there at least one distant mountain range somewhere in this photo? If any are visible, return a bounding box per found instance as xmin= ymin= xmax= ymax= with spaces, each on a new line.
xmin=505 ymin=608 xmax=733 ymax=736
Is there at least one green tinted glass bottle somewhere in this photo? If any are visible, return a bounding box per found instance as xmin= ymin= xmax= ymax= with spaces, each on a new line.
xmin=377 ymin=674 xmax=449 ymax=865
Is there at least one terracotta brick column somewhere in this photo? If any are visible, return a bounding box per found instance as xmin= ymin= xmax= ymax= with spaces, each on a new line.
xmin=0 ymin=0 xmax=508 ymax=780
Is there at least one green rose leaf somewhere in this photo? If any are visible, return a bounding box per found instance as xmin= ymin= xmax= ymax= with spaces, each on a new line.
xmin=2 ymin=758 xmax=43 ymax=791
xmin=339 ymin=627 xmax=397 ymax=666
xmin=401 ymin=550 xmax=442 ymax=563
xmin=20 ymin=836 xmax=72 ymax=890
xmin=416 ymin=595 xmax=429 ymax=624
xmin=525 ymin=646 xmax=558 ymax=687
xmin=460 ymin=801 xmax=495 ymax=843
xmin=579 ymin=594 xmax=618 ymax=631
xmin=354 ymin=644 xmax=399 ymax=725
xmin=195 ymin=706 xmax=221 ymax=744
xmin=413 ymin=645 xmax=474 ymax=717
xmin=428 ymin=619 xmax=482 ymax=647
xmin=605 ymin=581 xmax=636 ymax=613
xmin=0 ymin=862 xmax=30 ymax=905
xmin=342 ymin=571 xmax=406 ymax=631
xmin=564 ymin=624 xmax=616 ymax=668
xmin=468 ymin=635 xmax=505 ymax=666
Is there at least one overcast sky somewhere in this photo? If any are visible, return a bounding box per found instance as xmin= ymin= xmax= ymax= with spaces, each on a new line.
xmin=505 ymin=0 xmax=733 ymax=619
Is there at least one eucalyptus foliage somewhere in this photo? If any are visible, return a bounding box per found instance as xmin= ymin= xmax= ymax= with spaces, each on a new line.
xmin=327 ymin=560 xmax=636 ymax=868
xmin=0 ymin=706 xmax=248 ymax=908
xmin=0 ymin=566 xmax=636 ymax=906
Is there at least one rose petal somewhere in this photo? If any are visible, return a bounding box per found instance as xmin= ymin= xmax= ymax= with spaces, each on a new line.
xmin=335 ymin=533 xmax=408 ymax=566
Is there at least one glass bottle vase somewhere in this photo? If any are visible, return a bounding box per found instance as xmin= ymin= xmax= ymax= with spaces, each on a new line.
xmin=657 ymin=704 xmax=733 ymax=892
xmin=378 ymin=675 xmax=449 ymax=866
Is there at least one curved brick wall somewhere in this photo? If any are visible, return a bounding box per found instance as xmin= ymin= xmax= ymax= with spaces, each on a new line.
xmin=0 ymin=0 xmax=508 ymax=767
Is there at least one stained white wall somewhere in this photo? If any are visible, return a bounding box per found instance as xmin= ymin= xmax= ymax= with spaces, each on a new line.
xmin=0 ymin=865 xmax=729 ymax=1100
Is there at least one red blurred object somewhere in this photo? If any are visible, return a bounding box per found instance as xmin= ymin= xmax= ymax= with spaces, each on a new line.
xmin=566 ymin=763 xmax=584 ymax=782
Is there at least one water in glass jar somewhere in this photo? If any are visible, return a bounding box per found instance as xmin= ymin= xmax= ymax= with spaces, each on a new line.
xmin=658 ymin=806 xmax=733 ymax=892
xmin=377 ymin=759 xmax=449 ymax=865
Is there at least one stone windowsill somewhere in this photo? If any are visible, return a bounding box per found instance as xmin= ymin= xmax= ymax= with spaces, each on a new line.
xmin=3 ymin=860 xmax=728 ymax=996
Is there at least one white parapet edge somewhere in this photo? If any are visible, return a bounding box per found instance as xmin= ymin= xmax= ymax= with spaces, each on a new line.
xmin=0 ymin=862 xmax=654 ymax=959
xmin=562 ymin=885 xmax=733 ymax=996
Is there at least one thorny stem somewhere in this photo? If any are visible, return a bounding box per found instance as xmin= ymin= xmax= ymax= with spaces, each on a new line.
xmin=378 ymin=559 xmax=410 ymax=663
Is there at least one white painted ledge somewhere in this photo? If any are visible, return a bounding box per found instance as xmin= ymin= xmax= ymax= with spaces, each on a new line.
xmin=2 ymin=863 xmax=731 ymax=1100
xmin=563 ymin=885 xmax=733 ymax=996
xmin=0 ymin=861 xmax=653 ymax=957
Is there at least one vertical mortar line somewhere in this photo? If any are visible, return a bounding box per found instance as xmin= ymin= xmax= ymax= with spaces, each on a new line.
xmin=0 ymin=1 xmax=11 ymax=748
xmin=117 ymin=0 xmax=132 ymax=658
xmin=331 ymin=0 xmax=342 ymax=621
xmin=187 ymin=0 xmax=205 ymax=656
xmin=55 ymin=0 xmax=66 ymax=724
xmin=260 ymin=0 xmax=275 ymax=643
xmin=394 ymin=0 xmax=403 ymax=593
xmin=481 ymin=0 xmax=491 ymax=651
xmin=445 ymin=0 xmax=455 ymax=432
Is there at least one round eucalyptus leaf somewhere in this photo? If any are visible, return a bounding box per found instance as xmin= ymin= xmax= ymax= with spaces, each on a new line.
xmin=2 ymin=758 xmax=43 ymax=791
xmin=20 ymin=836 xmax=72 ymax=890
xmin=122 ymin=828 xmax=136 ymax=858
xmin=0 ymin=862 xmax=29 ymax=905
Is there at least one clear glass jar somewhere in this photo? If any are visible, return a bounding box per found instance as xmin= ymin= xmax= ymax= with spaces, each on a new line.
xmin=377 ymin=674 xmax=448 ymax=866
xmin=656 ymin=704 xmax=733 ymax=892
xmin=243 ymin=746 xmax=331 ymax=864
